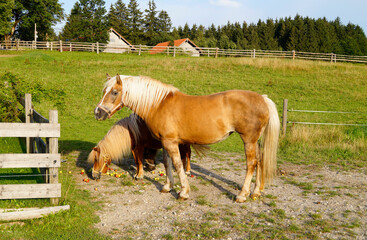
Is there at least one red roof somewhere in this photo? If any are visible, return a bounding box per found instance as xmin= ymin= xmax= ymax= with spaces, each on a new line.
xmin=149 ymin=38 xmax=201 ymax=54
xmin=149 ymin=41 xmax=171 ymax=54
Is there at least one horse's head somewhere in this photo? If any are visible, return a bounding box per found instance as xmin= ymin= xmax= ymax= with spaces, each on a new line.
xmin=94 ymin=74 xmax=124 ymax=120
xmin=89 ymin=146 xmax=111 ymax=179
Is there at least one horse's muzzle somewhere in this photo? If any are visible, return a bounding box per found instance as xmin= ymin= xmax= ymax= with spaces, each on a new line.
xmin=94 ymin=106 xmax=109 ymax=121
xmin=92 ymin=170 xmax=101 ymax=180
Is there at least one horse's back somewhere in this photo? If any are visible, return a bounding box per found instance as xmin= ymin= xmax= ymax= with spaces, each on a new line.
xmin=149 ymin=90 xmax=269 ymax=145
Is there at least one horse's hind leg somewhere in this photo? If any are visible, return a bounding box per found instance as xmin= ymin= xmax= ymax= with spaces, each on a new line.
xmin=236 ymin=141 xmax=257 ymax=203
xmin=179 ymin=144 xmax=191 ymax=175
xmin=252 ymin=143 xmax=262 ymax=199
xmin=144 ymin=148 xmax=157 ymax=171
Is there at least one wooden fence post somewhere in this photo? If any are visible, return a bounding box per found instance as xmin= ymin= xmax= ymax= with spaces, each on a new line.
xmin=252 ymin=49 xmax=256 ymax=58
xmin=173 ymin=46 xmax=176 ymax=57
xmin=70 ymin=42 xmax=72 ymax=52
xmin=16 ymin=40 xmax=19 ymax=51
xmin=51 ymin=42 xmax=53 ymax=51
xmin=282 ymin=99 xmax=288 ymax=136
xmin=215 ymin=48 xmax=218 ymax=58
xmin=59 ymin=40 xmax=62 ymax=52
xmin=49 ymin=110 xmax=59 ymax=205
xmin=25 ymin=94 xmax=33 ymax=154
xmin=97 ymin=42 xmax=99 ymax=54
xmin=292 ymin=50 xmax=295 ymax=60
xmin=138 ymin=45 xmax=141 ymax=56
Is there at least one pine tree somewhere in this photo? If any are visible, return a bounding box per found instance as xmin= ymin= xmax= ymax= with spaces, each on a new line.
xmin=182 ymin=23 xmax=190 ymax=38
xmin=62 ymin=0 xmax=108 ymax=42
xmin=247 ymin=24 xmax=260 ymax=49
xmin=127 ymin=0 xmax=143 ymax=44
xmin=304 ymin=17 xmax=318 ymax=52
xmin=144 ymin=0 xmax=158 ymax=43
xmin=156 ymin=10 xmax=171 ymax=33
xmin=108 ymin=0 xmax=129 ymax=37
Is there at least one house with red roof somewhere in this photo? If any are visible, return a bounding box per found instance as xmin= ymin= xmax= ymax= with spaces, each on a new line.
xmin=150 ymin=38 xmax=201 ymax=57
xmin=104 ymin=28 xmax=134 ymax=53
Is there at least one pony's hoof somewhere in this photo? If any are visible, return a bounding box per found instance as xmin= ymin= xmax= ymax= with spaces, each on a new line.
xmin=185 ymin=171 xmax=191 ymax=176
xmin=235 ymin=195 xmax=246 ymax=203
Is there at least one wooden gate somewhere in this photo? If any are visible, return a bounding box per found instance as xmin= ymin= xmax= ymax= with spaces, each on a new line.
xmin=0 ymin=94 xmax=61 ymax=204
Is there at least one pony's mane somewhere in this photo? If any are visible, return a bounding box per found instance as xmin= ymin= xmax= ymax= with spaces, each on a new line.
xmin=90 ymin=114 xmax=141 ymax=162
xmin=109 ymin=75 xmax=179 ymax=119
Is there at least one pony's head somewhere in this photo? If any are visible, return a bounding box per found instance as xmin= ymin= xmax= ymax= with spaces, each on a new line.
xmin=89 ymin=146 xmax=111 ymax=179
xmin=94 ymin=74 xmax=124 ymax=120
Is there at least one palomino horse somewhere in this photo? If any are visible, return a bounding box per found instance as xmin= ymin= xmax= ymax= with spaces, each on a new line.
xmin=89 ymin=113 xmax=192 ymax=180
xmin=94 ymin=74 xmax=280 ymax=202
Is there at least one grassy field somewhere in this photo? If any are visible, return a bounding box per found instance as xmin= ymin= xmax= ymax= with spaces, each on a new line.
xmin=0 ymin=50 xmax=366 ymax=239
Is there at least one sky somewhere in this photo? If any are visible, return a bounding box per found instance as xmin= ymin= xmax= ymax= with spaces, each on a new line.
xmin=55 ymin=0 xmax=367 ymax=34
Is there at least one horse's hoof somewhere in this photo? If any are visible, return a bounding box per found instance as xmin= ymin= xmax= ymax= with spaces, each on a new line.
xmin=185 ymin=171 xmax=191 ymax=176
xmin=160 ymin=188 xmax=170 ymax=193
xmin=251 ymin=192 xmax=261 ymax=200
xmin=134 ymin=175 xmax=143 ymax=180
xmin=235 ymin=195 xmax=246 ymax=203
xmin=177 ymin=192 xmax=189 ymax=201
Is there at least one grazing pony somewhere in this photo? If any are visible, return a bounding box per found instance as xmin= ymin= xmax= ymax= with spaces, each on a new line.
xmin=88 ymin=113 xmax=192 ymax=180
xmin=94 ymin=74 xmax=280 ymax=202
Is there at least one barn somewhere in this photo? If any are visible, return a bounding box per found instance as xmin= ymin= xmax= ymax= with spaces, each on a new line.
xmin=150 ymin=38 xmax=201 ymax=57
xmin=104 ymin=28 xmax=134 ymax=53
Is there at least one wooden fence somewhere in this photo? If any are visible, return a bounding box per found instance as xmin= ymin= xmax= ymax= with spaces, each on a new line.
xmin=1 ymin=40 xmax=367 ymax=64
xmin=282 ymin=99 xmax=367 ymax=135
xmin=0 ymin=94 xmax=61 ymax=205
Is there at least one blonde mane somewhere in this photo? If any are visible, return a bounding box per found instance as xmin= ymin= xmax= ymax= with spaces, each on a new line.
xmin=108 ymin=75 xmax=179 ymax=119
xmin=89 ymin=114 xmax=141 ymax=162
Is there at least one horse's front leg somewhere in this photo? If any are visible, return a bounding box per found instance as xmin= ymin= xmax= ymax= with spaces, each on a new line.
xmin=132 ymin=147 xmax=144 ymax=179
xmin=161 ymin=149 xmax=174 ymax=193
xmin=163 ymin=141 xmax=190 ymax=200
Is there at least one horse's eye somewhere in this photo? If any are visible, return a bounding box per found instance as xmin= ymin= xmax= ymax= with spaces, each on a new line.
xmin=112 ymin=90 xmax=118 ymax=96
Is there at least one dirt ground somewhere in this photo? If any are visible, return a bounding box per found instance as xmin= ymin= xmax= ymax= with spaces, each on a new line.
xmin=76 ymin=151 xmax=367 ymax=239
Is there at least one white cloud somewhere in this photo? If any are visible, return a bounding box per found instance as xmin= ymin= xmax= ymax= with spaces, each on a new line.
xmin=209 ymin=0 xmax=241 ymax=8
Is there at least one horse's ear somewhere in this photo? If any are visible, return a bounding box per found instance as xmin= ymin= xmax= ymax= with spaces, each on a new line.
xmin=106 ymin=73 xmax=111 ymax=79
xmin=93 ymin=146 xmax=100 ymax=153
xmin=116 ymin=74 xmax=122 ymax=85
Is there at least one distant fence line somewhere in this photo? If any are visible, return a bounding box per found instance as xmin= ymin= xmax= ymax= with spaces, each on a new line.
xmin=1 ymin=40 xmax=367 ymax=64
xmin=282 ymin=99 xmax=367 ymax=135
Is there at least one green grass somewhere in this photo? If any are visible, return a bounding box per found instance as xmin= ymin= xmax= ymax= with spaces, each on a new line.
xmin=0 ymin=50 xmax=366 ymax=238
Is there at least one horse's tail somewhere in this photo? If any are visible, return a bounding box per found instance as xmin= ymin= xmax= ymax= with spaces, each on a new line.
xmin=191 ymin=144 xmax=210 ymax=158
xmin=261 ymin=95 xmax=280 ymax=185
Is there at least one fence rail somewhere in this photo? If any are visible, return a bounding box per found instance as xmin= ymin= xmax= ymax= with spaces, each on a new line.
xmin=282 ymin=99 xmax=367 ymax=135
xmin=0 ymin=94 xmax=60 ymax=204
xmin=1 ymin=40 xmax=366 ymax=64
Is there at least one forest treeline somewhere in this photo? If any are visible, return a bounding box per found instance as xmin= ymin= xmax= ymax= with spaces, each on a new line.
xmin=1 ymin=0 xmax=366 ymax=56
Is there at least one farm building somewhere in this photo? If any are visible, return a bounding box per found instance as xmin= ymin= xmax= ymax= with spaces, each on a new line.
xmin=104 ymin=28 xmax=134 ymax=53
xmin=150 ymin=38 xmax=201 ymax=57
